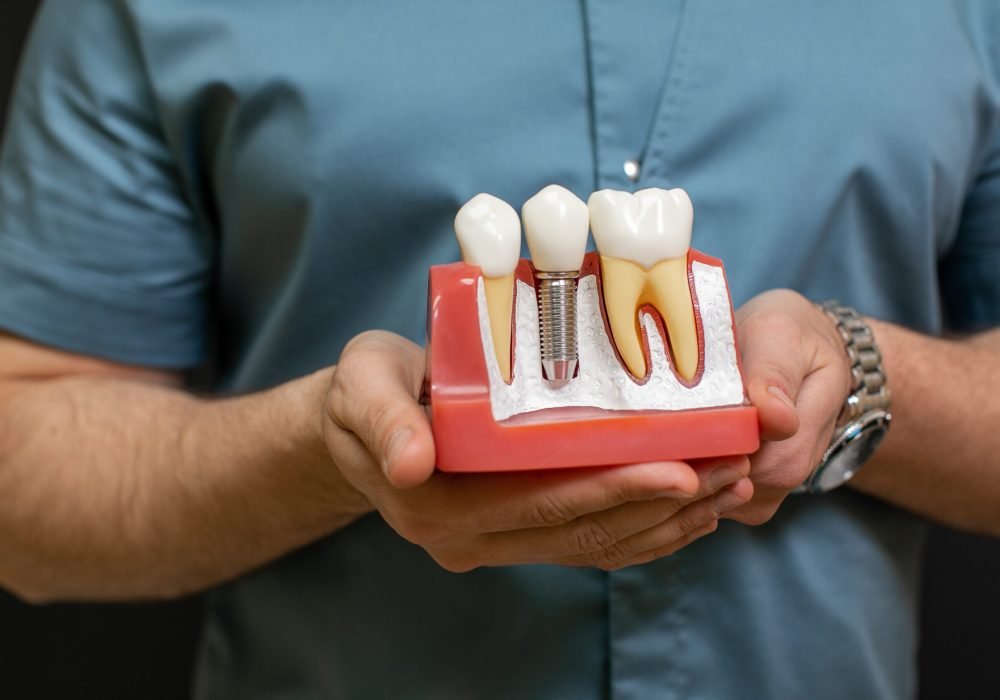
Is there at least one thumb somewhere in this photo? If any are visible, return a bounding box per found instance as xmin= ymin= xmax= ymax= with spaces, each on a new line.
xmin=748 ymin=379 xmax=800 ymax=442
xmin=330 ymin=332 xmax=436 ymax=489
xmin=739 ymin=325 xmax=805 ymax=442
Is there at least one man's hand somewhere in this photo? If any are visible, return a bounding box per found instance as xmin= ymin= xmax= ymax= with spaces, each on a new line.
xmin=322 ymin=331 xmax=753 ymax=572
xmin=723 ymin=290 xmax=852 ymax=525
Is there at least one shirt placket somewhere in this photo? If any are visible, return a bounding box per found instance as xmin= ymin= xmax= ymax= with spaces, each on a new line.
xmin=582 ymin=0 xmax=686 ymax=192
xmin=580 ymin=1 xmax=694 ymax=698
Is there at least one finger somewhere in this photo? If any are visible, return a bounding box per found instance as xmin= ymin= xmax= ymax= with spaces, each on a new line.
xmin=418 ymin=460 xmax=702 ymax=536
xmin=748 ymin=381 xmax=800 ymax=443
xmin=741 ymin=325 xmax=805 ymax=442
xmin=690 ymin=455 xmax=751 ymax=494
xmin=736 ymin=293 xmax=818 ymax=441
xmin=327 ymin=331 xmax=436 ymax=489
xmin=746 ymin=366 xmax=844 ymax=501
xmin=462 ymin=465 xmax=749 ymax=567
xmin=554 ymin=479 xmax=753 ymax=569
xmin=613 ymin=520 xmax=721 ymax=568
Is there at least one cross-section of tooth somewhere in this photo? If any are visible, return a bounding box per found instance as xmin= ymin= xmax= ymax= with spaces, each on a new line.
xmin=455 ymin=193 xmax=522 ymax=382
xmin=588 ymin=188 xmax=698 ymax=381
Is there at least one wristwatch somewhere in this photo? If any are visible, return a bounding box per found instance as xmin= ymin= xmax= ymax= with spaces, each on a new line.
xmin=796 ymin=301 xmax=892 ymax=494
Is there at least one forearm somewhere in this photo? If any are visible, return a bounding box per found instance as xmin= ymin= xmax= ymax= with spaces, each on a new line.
xmin=850 ymin=321 xmax=1000 ymax=534
xmin=0 ymin=368 xmax=371 ymax=602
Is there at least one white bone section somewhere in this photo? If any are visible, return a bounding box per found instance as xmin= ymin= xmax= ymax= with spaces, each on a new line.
xmin=477 ymin=261 xmax=745 ymax=421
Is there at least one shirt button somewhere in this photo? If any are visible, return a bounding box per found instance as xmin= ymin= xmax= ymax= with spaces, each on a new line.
xmin=623 ymin=159 xmax=641 ymax=183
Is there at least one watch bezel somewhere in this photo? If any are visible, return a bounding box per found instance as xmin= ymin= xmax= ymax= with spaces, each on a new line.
xmin=804 ymin=410 xmax=892 ymax=494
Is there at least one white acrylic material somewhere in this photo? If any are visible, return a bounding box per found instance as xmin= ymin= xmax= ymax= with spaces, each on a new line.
xmin=521 ymin=185 xmax=590 ymax=272
xmin=477 ymin=262 xmax=745 ymax=421
xmin=454 ymin=193 xmax=522 ymax=277
xmin=588 ymin=188 xmax=692 ymax=268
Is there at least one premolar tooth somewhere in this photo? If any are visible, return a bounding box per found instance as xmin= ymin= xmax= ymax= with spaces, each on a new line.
xmin=588 ymin=188 xmax=698 ymax=381
xmin=454 ymin=194 xmax=521 ymax=382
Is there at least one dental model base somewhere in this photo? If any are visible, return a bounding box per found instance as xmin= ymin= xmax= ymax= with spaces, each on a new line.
xmin=431 ymin=187 xmax=759 ymax=473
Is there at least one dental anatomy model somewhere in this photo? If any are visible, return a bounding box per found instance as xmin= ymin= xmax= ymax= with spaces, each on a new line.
xmin=429 ymin=186 xmax=759 ymax=472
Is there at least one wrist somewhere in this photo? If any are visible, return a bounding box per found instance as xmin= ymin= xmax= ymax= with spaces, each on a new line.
xmin=295 ymin=367 xmax=374 ymax=517
xmin=208 ymin=368 xmax=372 ymax=525
xmin=797 ymin=301 xmax=892 ymax=494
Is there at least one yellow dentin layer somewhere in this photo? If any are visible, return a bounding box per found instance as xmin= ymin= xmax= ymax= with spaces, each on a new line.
xmin=599 ymin=256 xmax=698 ymax=381
xmin=483 ymin=274 xmax=515 ymax=382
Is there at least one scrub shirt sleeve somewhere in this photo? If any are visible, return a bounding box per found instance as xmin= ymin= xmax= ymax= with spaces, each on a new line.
xmin=0 ymin=0 xmax=209 ymax=368
xmin=940 ymin=119 xmax=1000 ymax=334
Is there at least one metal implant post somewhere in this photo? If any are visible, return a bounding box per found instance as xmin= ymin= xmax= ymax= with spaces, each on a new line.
xmin=521 ymin=184 xmax=590 ymax=387
xmin=536 ymin=270 xmax=579 ymax=386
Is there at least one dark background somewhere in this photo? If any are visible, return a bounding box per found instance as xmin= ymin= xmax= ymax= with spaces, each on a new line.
xmin=2 ymin=2 xmax=999 ymax=698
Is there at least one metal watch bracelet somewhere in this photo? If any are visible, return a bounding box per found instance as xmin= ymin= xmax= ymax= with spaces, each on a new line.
xmin=795 ymin=301 xmax=892 ymax=494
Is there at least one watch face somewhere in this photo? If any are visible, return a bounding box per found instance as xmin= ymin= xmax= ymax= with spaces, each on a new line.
xmin=817 ymin=414 xmax=891 ymax=492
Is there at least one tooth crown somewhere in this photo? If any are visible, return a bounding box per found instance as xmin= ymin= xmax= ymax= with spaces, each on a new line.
xmin=522 ymin=184 xmax=589 ymax=272
xmin=454 ymin=193 xmax=522 ymax=278
xmin=588 ymin=188 xmax=693 ymax=268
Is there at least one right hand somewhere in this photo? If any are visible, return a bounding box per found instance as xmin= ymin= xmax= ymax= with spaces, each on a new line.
xmin=322 ymin=331 xmax=753 ymax=572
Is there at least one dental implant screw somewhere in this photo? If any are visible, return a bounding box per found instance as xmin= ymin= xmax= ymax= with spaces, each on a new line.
xmin=521 ymin=184 xmax=590 ymax=387
xmin=536 ymin=270 xmax=579 ymax=386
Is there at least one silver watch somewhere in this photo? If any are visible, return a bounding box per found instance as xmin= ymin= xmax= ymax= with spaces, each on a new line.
xmin=796 ymin=301 xmax=892 ymax=494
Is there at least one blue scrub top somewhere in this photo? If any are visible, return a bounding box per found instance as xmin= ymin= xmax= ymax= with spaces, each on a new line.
xmin=2 ymin=1 xmax=1000 ymax=698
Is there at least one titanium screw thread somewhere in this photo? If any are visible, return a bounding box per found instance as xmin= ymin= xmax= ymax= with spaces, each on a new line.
xmin=536 ymin=271 xmax=579 ymax=385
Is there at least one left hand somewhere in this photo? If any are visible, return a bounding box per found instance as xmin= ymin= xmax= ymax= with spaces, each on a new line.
xmin=723 ymin=290 xmax=853 ymax=525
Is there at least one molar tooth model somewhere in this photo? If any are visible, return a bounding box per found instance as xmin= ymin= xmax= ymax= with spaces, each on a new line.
xmin=428 ymin=186 xmax=759 ymax=472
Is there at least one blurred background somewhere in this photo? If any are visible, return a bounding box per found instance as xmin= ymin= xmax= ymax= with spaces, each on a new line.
xmin=1 ymin=2 xmax=999 ymax=698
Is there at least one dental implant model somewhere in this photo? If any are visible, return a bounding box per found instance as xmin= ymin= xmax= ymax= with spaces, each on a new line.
xmin=522 ymin=185 xmax=590 ymax=387
xmin=427 ymin=186 xmax=758 ymax=472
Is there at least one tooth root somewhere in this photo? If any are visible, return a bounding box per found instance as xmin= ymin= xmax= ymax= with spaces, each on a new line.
xmin=599 ymin=256 xmax=649 ymax=379
xmin=483 ymin=274 xmax=515 ymax=382
xmin=600 ymin=255 xmax=699 ymax=382
xmin=646 ymin=257 xmax=698 ymax=381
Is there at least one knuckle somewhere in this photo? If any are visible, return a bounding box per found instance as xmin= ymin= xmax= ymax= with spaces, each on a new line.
xmin=586 ymin=541 xmax=633 ymax=572
xmin=529 ymin=495 xmax=577 ymax=527
xmin=340 ymin=330 xmax=386 ymax=359
xmin=573 ymin=519 xmax=615 ymax=554
xmin=362 ymin=400 xmax=395 ymax=442
xmin=327 ymin=368 xmax=354 ymax=426
xmin=692 ymin=518 xmax=720 ymax=539
xmin=674 ymin=506 xmax=714 ymax=534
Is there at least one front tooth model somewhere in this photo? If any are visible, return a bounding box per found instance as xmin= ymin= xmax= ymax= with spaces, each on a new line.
xmin=521 ymin=185 xmax=590 ymax=386
xmin=588 ymin=188 xmax=699 ymax=381
xmin=454 ymin=193 xmax=522 ymax=383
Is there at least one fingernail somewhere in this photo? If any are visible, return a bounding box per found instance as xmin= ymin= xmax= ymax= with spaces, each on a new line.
xmin=713 ymin=485 xmax=747 ymax=515
xmin=707 ymin=466 xmax=742 ymax=493
xmin=383 ymin=428 xmax=413 ymax=478
xmin=767 ymin=385 xmax=796 ymax=409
